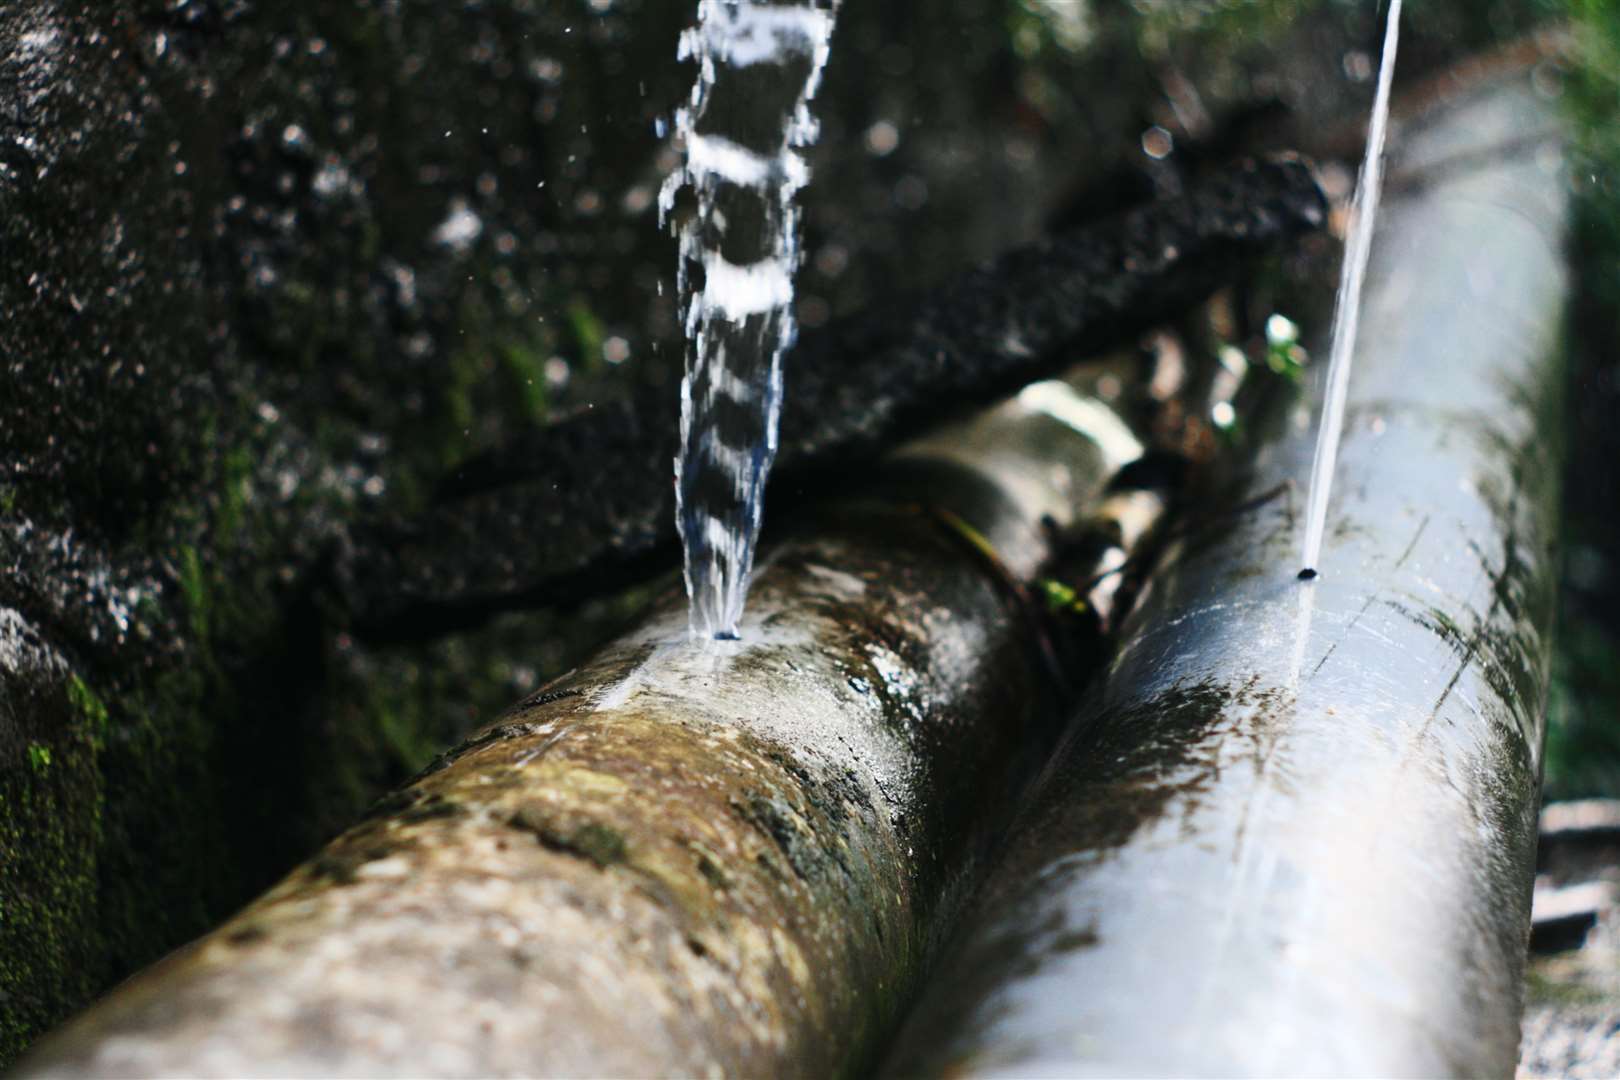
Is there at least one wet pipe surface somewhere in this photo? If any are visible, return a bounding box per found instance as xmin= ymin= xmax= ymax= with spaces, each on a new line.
xmin=884 ymin=75 xmax=1569 ymax=1079
xmin=19 ymin=356 xmax=1176 ymax=1078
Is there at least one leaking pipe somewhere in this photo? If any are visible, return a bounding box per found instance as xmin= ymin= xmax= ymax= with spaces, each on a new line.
xmin=14 ymin=358 xmax=1172 ymax=1078
xmin=881 ymin=72 xmax=1570 ymax=1079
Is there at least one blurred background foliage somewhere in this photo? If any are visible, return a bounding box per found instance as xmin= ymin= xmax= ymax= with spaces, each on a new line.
xmin=1 ymin=0 xmax=1617 ymax=1063
xmin=1544 ymin=0 xmax=1620 ymax=800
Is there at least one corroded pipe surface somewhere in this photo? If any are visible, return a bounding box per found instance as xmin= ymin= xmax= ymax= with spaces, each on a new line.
xmin=15 ymin=369 xmax=1153 ymax=1078
xmin=883 ymin=75 xmax=1568 ymax=1078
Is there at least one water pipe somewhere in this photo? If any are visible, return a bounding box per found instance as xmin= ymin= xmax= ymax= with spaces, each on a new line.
xmin=883 ymin=70 xmax=1569 ymax=1079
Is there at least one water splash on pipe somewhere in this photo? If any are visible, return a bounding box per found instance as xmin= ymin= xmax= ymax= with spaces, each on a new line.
xmin=1299 ymin=0 xmax=1402 ymax=580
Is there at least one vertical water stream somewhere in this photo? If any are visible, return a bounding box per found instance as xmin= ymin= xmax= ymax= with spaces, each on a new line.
xmin=1299 ymin=0 xmax=1402 ymax=578
xmin=661 ymin=0 xmax=842 ymax=640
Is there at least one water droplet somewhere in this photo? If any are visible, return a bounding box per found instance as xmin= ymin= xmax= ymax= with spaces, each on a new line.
xmin=863 ymin=120 xmax=899 ymax=157
xmin=1141 ymin=125 xmax=1173 ymax=160
xmin=431 ymin=198 xmax=483 ymax=251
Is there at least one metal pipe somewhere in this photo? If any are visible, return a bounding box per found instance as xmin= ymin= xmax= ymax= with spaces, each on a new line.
xmin=883 ymin=72 xmax=1569 ymax=1079
xmin=14 ymin=361 xmax=1164 ymax=1078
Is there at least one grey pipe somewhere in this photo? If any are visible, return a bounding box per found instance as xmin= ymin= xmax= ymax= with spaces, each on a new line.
xmin=884 ymin=73 xmax=1569 ymax=1078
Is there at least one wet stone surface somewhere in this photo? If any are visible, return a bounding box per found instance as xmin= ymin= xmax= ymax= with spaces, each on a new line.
xmin=0 ymin=0 xmax=698 ymax=1057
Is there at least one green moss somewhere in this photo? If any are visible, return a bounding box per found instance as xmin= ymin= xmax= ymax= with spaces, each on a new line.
xmin=434 ymin=285 xmax=575 ymax=467
xmin=0 ymin=679 xmax=105 ymax=1066
xmin=1545 ymin=615 xmax=1620 ymax=797
xmin=1034 ymin=577 xmax=1088 ymax=615
xmin=443 ymin=342 xmax=484 ymax=462
xmin=67 ymin=675 xmax=109 ymax=735
xmin=509 ymin=804 xmax=628 ymax=868
xmin=90 ymin=671 xmax=228 ymax=968
xmin=177 ymin=545 xmax=210 ymax=641
xmin=1129 ymin=0 xmax=1303 ymax=60
xmin=566 ymin=301 xmax=606 ymax=370
xmin=564 ymin=822 xmax=629 ymax=868
xmin=1559 ymin=0 xmax=1620 ymax=343
xmin=500 ymin=343 xmax=552 ymax=423
xmin=1264 ymin=314 xmax=1307 ymax=382
xmin=1526 ymin=967 xmax=1610 ymax=1008
xmin=215 ymin=447 xmax=254 ymax=542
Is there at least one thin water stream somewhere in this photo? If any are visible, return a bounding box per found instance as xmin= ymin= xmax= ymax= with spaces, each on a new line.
xmin=1299 ymin=0 xmax=1402 ymax=579
xmin=661 ymin=0 xmax=842 ymax=641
